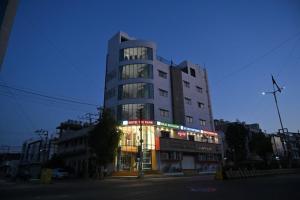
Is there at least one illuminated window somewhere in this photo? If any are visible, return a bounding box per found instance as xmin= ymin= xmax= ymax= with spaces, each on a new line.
xmin=117 ymin=103 xmax=154 ymax=121
xmin=199 ymin=119 xmax=206 ymax=126
xmin=119 ymin=64 xmax=153 ymax=80
xmin=120 ymin=47 xmax=153 ymax=61
xmin=159 ymin=109 xmax=169 ymax=117
xmin=118 ymin=83 xmax=154 ymax=100
xmin=186 ymin=116 xmax=193 ymax=123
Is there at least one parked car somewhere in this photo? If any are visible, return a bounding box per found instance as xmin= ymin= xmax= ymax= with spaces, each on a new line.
xmin=52 ymin=168 xmax=69 ymax=179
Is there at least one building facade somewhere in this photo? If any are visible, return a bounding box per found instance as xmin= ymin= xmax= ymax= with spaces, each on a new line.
xmin=104 ymin=32 xmax=221 ymax=173
xmin=56 ymin=120 xmax=92 ymax=177
xmin=0 ymin=0 xmax=19 ymax=69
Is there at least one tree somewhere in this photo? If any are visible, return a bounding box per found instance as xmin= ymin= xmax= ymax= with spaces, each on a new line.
xmin=249 ymin=132 xmax=273 ymax=163
xmin=88 ymin=109 xmax=121 ymax=178
xmin=225 ymin=123 xmax=248 ymax=165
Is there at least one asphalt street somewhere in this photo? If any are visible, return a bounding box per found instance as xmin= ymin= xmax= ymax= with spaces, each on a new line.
xmin=1 ymin=174 xmax=300 ymax=200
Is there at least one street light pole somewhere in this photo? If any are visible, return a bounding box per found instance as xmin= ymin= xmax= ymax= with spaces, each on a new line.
xmin=262 ymin=75 xmax=285 ymax=133
xmin=272 ymin=83 xmax=284 ymax=132
xmin=138 ymin=108 xmax=144 ymax=178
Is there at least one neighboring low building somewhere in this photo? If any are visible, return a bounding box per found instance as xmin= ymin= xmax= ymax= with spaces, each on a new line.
xmin=56 ymin=120 xmax=93 ymax=177
xmin=20 ymin=135 xmax=57 ymax=178
xmin=271 ymin=131 xmax=300 ymax=166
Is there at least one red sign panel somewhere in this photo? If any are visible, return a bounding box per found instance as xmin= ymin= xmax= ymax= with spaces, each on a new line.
xmin=155 ymin=136 xmax=160 ymax=150
xmin=127 ymin=120 xmax=154 ymax=125
xmin=177 ymin=131 xmax=187 ymax=138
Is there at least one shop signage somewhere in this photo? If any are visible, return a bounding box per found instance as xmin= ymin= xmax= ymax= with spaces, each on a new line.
xmin=201 ymin=130 xmax=218 ymax=136
xmin=122 ymin=120 xmax=154 ymax=126
xmin=156 ymin=121 xmax=180 ymax=129
xmin=180 ymin=126 xmax=200 ymax=132
xmin=177 ymin=131 xmax=187 ymax=137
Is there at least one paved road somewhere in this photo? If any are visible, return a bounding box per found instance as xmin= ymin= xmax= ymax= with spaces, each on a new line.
xmin=1 ymin=174 xmax=300 ymax=200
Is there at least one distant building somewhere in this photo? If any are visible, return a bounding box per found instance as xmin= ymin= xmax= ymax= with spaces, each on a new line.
xmin=0 ymin=0 xmax=19 ymax=69
xmin=104 ymin=32 xmax=221 ymax=174
xmin=270 ymin=131 xmax=300 ymax=166
xmin=0 ymin=145 xmax=21 ymax=178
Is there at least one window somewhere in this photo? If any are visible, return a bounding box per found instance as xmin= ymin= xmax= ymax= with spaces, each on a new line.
xmin=158 ymin=70 xmax=167 ymax=79
xmin=186 ymin=116 xmax=193 ymax=123
xmin=119 ymin=64 xmax=153 ymax=80
xmin=159 ymin=89 xmax=168 ymax=97
xmin=159 ymin=109 xmax=169 ymax=117
xmin=160 ymin=131 xmax=170 ymax=138
xmin=199 ymin=119 xmax=206 ymax=126
xmin=190 ymin=68 xmax=196 ymax=77
xmin=198 ymin=102 xmax=204 ymax=108
xmin=117 ymin=103 xmax=154 ymax=121
xmin=105 ymin=88 xmax=116 ymax=100
xmin=184 ymin=97 xmax=192 ymax=105
xmin=118 ymin=83 xmax=154 ymax=99
xmin=196 ymin=86 xmax=203 ymax=93
xmin=120 ymin=47 xmax=153 ymax=61
xmin=183 ymin=80 xmax=190 ymax=88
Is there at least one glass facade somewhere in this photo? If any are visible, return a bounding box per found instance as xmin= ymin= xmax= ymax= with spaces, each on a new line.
xmin=119 ymin=64 xmax=153 ymax=80
xmin=118 ymin=83 xmax=154 ymax=100
xmin=117 ymin=103 xmax=154 ymax=121
xmin=118 ymin=125 xmax=155 ymax=171
xmin=119 ymin=47 xmax=153 ymax=61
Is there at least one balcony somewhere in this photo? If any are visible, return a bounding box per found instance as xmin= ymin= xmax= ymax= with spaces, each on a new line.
xmin=159 ymin=137 xmax=221 ymax=153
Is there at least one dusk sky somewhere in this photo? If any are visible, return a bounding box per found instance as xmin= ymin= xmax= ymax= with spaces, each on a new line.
xmin=0 ymin=0 xmax=299 ymax=146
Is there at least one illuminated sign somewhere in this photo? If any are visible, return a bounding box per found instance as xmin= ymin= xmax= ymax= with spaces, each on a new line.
xmin=177 ymin=131 xmax=187 ymax=137
xmin=201 ymin=130 xmax=218 ymax=136
xmin=180 ymin=126 xmax=200 ymax=132
xmin=156 ymin=121 xmax=180 ymax=129
xmin=122 ymin=120 xmax=154 ymax=126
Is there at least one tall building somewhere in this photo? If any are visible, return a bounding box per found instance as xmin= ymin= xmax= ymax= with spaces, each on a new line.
xmin=104 ymin=32 xmax=220 ymax=173
xmin=0 ymin=0 xmax=19 ymax=69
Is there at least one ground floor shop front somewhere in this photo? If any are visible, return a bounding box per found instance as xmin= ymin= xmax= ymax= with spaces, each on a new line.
xmin=115 ymin=120 xmax=222 ymax=173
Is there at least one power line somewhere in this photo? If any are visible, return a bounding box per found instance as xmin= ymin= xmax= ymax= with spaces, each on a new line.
xmin=214 ymin=31 xmax=300 ymax=86
xmin=0 ymin=83 xmax=99 ymax=107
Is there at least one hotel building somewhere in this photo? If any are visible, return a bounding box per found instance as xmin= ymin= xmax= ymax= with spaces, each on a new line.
xmin=104 ymin=32 xmax=221 ymax=173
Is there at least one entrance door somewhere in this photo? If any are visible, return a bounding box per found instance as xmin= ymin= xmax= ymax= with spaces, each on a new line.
xmin=182 ymin=155 xmax=195 ymax=169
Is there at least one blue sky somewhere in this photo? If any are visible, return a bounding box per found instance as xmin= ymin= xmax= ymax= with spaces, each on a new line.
xmin=0 ymin=0 xmax=300 ymax=146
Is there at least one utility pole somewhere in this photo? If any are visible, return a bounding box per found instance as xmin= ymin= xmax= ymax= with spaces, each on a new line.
xmin=262 ymin=75 xmax=291 ymax=166
xmin=262 ymin=75 xmax=285 ymax=132
xmin=35 ymin=129 xmax=48 ymax=163
xmin=138 ymin=108 xmax=144 ymax=178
